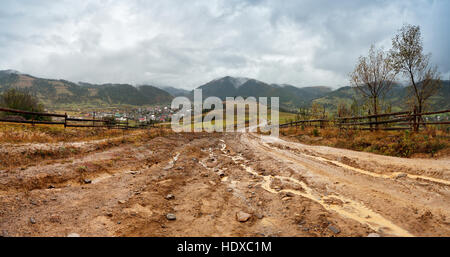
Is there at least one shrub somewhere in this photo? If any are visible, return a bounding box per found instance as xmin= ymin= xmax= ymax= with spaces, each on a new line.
xmin=312 ymin=128 xmax=320 ymax=137
xmin=0 ymin=88 xmax=48 ymax=120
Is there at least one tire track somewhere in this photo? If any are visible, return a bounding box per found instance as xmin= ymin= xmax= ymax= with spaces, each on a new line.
xmin=224 ymin=137 xmax=414 ymax=237
xmin=257 ymin=134 xmax=450 ymax=186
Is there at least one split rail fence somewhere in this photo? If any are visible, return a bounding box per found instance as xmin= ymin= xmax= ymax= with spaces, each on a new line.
xmin=279 ymin=109 xmax=450 ymax=132
xmin=2 ymin=106 xmax=449 ymax=132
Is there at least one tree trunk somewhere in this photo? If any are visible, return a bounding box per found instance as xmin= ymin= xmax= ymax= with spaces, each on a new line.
xmin=373 ymin=97 xmax=378 ymax=130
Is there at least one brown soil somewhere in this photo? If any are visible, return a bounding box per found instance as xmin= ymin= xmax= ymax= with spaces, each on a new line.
xmin=0 ymin=132 xmax=449 ymax=237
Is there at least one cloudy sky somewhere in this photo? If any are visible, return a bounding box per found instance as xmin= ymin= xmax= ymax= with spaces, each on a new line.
xmin=1 ymin=0 xmax=449 ymax=89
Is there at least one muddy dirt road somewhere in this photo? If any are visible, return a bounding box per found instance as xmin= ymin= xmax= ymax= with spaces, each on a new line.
xmin=0 ymin=132 xmax=449 ymax=237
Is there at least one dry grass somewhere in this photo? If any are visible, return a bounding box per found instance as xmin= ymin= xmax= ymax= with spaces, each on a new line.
xmin=0 ymin=123 xmax=171 ymax=169
xmin=0 ymin=123 xmax=128 ymax=143
xmin=280 ymin=126 xmax=449 ymax=158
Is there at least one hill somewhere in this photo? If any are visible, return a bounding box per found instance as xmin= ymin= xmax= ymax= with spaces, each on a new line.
xmin=0 ymin=70 xmax=173 ymax=108
xmin=313 ymin=81 xmax=450 ymax=113
xmin=1 ymin=71 xmax=448 ymax=112
xmin=194 ymin=76 xmax=332 ymax=109
xmin=158 ymin=86 xmax=191 ymax=97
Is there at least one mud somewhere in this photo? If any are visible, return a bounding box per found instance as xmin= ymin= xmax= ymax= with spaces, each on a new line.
xmin=0 ymin=132 xmax=448 ymax=237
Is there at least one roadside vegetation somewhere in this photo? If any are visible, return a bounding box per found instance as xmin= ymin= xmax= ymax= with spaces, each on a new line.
xmin=280 ymin=126 xmax=448 ymax=158
xmin=0 ymin=88 xmax=48 ymax=120
xmin=0 ymin=124 xmax=171 ymax=170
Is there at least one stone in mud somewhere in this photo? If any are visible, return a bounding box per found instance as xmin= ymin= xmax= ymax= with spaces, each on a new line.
xmin=285 ymin=192 xmax=294 ymax=197
xmin=395 ymin=173 xmax=407 ymax=179
xmin=118 ymin=200 xmax=126 ymax=204
xmin=29 ymin=217 xmax=36 ymax=224
xmin=236 ymin=211 xmax=252 ymax=222
xmin=327 ymin=225 xmax=340 ymax=234
xmin=165 ymin=194 xmax=175 ymax=200
xmin=166 ymin=213 xmax=176 ymax=220
xmin=83 ymin=178 xmax=92 ymax=184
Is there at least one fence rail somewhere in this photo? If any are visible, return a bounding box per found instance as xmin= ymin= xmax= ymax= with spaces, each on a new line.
xmin=280 ymin=109 xmax=450 ymax=131
xmin=0 ymin=107 xmax=158 ymax=130
xmin=2 ymin=106 xmax=449 ymax=132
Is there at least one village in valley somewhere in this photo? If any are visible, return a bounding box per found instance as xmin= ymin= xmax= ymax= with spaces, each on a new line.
xmin=58 ymin=105 xmax=175 ymax=124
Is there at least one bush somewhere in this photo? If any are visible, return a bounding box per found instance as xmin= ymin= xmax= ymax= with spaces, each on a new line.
xmin=279 ymin=126 xmax=448 ymax=158
xmin=0 ymin=88 xmax=48 ymax=120
xmin=312 ymin=128 xmax=320 ymax=137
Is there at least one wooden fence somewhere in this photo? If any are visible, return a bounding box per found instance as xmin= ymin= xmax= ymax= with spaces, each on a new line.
xmin=0 ymin=107 xmax=157 ymax=130
xmin=2 ymin=106 xmax=449 ymax=132
xmin=280 ymin=109 xmax=450 ymax=131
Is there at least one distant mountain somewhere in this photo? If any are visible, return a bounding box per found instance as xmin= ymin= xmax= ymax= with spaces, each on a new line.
xmin=313 ymin=81 xmax=450 ymax=112
xmin=195 ymin=76 xmax=332 ymax=109
xmin=158 ymin=86 xmax=191 ymax=97
xmin=1 ymin=70 xmax=448 ymax=112
xmin=0 ymin=70 xmax=173 ymax=108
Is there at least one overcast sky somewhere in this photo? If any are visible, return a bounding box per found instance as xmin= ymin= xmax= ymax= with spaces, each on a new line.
xmin=1 ymin=0 xmax=449 ymax=89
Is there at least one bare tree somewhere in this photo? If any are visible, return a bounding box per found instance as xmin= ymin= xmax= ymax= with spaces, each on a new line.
xmin=337 ymin=102 xmax=352 ymax=118
xmin=391 ymin=24 xmax=441 ymax=116
xmin=350 ymin=45 xmax=397 ymax=128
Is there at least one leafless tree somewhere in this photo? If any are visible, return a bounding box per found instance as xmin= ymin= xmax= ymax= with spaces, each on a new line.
xmin=390 ymin=24 xmax=441 ymax=116
xmin=350 ymin=45 xmax=397 ymax=128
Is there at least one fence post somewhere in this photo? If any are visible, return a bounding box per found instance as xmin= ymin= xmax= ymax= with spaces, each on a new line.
xmin=64 ymin=113 xmax=67 ymax=129
xmin=337 ymin=113 xmax=341 ymax=131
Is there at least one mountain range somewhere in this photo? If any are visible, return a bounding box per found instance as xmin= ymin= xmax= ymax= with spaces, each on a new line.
xmin=0 ymin=70 xmax=448 ymax=112
xmin=0 ymin=70 xmax=173 ymax=109
xmin=195 ymin=76 xmax=333 ymax=109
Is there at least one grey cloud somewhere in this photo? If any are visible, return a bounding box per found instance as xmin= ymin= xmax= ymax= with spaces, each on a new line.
xmin=0 ymin=0 xmax=448 ymax=89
